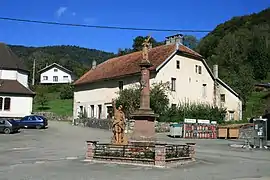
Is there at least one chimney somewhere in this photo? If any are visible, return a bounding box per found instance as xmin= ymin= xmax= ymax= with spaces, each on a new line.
xmin=165 ymin=34 xmax=184 ymax=45
xmin=213 ymin=64 xmax=218 ymax=79
xmin=92 ymin=60 xmax=97 ymax=69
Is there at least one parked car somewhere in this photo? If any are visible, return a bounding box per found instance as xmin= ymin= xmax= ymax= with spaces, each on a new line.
xmin=0 ymin=119 xmax=20 ymax=134
xmin=19 ymin=115 xmax=48 ymax=129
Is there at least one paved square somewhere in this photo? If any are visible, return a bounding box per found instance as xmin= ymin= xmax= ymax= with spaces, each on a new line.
xmin=0 ymin=121 xmax=270 ymax=180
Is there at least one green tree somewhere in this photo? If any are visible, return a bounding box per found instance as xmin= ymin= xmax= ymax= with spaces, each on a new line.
xmin=60 ymin=84 xmax=74 ymax=99
xmin=183 ymin=35 xmax=199 ymax=50
xmin=132 ymin=36 xmax=164 ymax=51
xmin=35 ymin=92 xmax=49 ymax=110
xmin=115 ymin=82 xmax=170 ymax=118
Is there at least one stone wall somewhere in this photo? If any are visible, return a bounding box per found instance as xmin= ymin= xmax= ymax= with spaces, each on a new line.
xmin=34 ymin=112 xmax=171 ymax=133
xmin=34 ymin=112 xmax=73 ymax=122
xmin=75 ymin=118 xmax=171 ymax=133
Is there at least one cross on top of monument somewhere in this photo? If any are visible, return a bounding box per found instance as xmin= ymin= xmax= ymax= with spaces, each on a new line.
xmin=141 ymin=36 xmax=152 ymax=65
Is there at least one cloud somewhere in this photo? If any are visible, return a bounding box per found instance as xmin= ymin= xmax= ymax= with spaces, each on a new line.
xmin=56 ymin=7 xmax=68 ymax=17
xmin=83 ymin=17 xmax=97 ymax=24
xmin=72 ymin=12 xmax=76 ymax=16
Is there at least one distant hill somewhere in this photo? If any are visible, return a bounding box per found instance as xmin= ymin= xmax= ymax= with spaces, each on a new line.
xmin=196 ymin=8 xmax=270 ymax=111
xmin=9 ymin=45 xmax=116 ymax=82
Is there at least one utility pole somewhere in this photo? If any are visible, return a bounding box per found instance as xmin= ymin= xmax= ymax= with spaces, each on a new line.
xmin=32 ymin=58 xmax=35 ymax=86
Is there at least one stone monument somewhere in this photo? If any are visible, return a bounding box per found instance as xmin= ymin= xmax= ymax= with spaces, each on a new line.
xmin=130 ymin=36 xmax=158 ymax=142
xmin=111 ymin=99 xmax=128 ymax=145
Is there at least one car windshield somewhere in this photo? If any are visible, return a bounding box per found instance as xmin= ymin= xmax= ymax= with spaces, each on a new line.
xmin=7 ymin=119 xmax=17 ymax=124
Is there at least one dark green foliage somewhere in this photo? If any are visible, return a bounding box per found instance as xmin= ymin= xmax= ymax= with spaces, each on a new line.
xmin=59 ymin=84 xmax=74 ymax=100
xmin=183 ymin=35 xmax=199 ymax=50
xmin=132 ymin=36 xmax=165 ymax=51
xmin=197 ymin=8 xmax=270 ymax=108
xmin=115 ymin=83 xmax=169 ymax=119
xmin=9 ymin=45 xmax=116 ymax=83
xmin=35 ymin=87 xmax=49 ymax=110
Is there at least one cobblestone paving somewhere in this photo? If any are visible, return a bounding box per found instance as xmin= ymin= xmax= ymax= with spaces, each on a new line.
xmin=0 ymin=121 xmax=270 ymax=180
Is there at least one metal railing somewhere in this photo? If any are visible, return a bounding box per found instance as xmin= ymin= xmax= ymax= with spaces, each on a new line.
xmin=94 ymin=143 xmax=155 ymax=160
xmin=165 ymin=145 xmax=190 ymax=159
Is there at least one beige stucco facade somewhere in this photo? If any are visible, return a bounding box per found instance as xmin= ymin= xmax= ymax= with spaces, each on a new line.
xmin=74 ymin=54 xmax=242 ymax=121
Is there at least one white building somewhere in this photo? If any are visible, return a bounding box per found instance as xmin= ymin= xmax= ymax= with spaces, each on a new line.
xmin=0 ymin=43 xmax=35 ymax=118
xmin=73 ymin=34 xmax=242 ymax=121
xmin=38 ymin=63 xmax=75 ymax=84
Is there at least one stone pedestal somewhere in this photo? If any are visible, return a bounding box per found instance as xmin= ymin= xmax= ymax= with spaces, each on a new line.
xmin=154 ymin=143 xmax=166 ymax=167
xmin=86 ymin=141 xmax=98 ymax=160
xmin=130 ymin=109 xmax=158 ymax=141
xmin=186 ymin=143 xmax=196 ymax=159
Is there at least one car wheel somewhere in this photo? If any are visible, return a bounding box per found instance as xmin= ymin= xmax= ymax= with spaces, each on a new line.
xmin=36 ymin=125 xmax=42 ymax=129
xmin=4 ymin=128 xmax=11 ymax=134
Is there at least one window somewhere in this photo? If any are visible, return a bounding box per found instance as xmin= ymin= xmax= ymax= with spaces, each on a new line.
xmin=63 ymin=76 xmax=68 ymax=79
xmin=0 ymin=120 xmax=5 ymax=125
xmin=202 ymin=84 xmax=207 ymax=98
xmin=54 ymin=68 xmax=58 ymax=72
xmin=4 ymin=97 xmax=11 ymax=111
xmin=43 ymin=76 xmax=48 ymax=80
xmin=98 ymin=105 xmax=102 ymax=119
xmin=0 ymin=97 xmax=2 ymax=110
xmin=176 ymin=60 xmax=180 ymax=69
xmin=119 ymin=81 xmax=123 ymax=90
xmin=229 ymin=111 xmax=234 ymax=121
xmin=53 ymin=76 xmax=58 ymax=82
xmin=220 ymin=94 xmax=225 ymax=102
xmin=195 ymin=65 xmax=202 ymax=74
xmin=171 ymin=78 xmax=176 ymax=91
xmin=91 ymin=105 xmax=94 ymax=117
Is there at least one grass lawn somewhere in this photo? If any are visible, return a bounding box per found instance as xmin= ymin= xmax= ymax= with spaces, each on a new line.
xmin=33 ymin=93 xmax=73 ymax=116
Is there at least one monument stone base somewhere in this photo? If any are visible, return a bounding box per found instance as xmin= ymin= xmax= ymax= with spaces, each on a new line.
xmin=130 ymin=108 xmax=158 ymax=142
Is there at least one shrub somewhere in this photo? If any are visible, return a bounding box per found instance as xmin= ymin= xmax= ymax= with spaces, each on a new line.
xmin=59 ymin=84 xmax=74 ymax=99
xmin=35 ymin=91 xmax=49 ymax=110
xmin=159 ymin=102 xmax=227 ymax=123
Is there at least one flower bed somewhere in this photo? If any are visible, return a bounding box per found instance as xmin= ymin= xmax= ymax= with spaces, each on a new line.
xmin=86 ymin=141 xmax=196 ymax=168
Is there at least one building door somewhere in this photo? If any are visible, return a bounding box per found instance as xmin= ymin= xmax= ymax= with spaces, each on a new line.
xmin=107 ymin=106 xmax=113 ymax=119
xmin=98 ymin=105 xmax=102 ymax=119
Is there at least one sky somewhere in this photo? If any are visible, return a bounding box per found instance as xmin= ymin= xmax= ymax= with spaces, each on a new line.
xmin=0 ymin=0 xmax=269 ymax=53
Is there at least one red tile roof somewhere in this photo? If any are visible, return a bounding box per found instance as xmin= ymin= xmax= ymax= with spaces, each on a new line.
xmin=74 ymin=43 xmax=202 ymax=85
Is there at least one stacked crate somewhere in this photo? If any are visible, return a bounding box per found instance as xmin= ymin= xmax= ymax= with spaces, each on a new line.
xmin=183 ymin=119 xmax=217 ymax=139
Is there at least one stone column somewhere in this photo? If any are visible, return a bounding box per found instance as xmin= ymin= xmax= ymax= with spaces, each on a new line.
xmin=186 ymin=143 xmax=196 ymax=160
xmin=85 ymin=141 xmax=98 ymax=160
xmin=154 ymin=143 xmax=166 ymax=167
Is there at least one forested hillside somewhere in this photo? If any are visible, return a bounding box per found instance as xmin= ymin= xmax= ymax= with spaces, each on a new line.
xmin=197 ymin=8 xmax=270 ymax=109
xmin=9 ymin=45 xmax=116 ymax=82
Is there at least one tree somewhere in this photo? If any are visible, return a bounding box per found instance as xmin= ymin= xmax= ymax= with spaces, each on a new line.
xmin=183 ymin=35 xmax=199 ymax=50
xmin=115 ymin=82 xmax=170 ymax=119
xmin=132 ymin=36 xmax=164 ymax=51
xmin=60 ymin=84 xmax=74 ymax=99
xmin=35 ymin=92 xmax=49 ymax=110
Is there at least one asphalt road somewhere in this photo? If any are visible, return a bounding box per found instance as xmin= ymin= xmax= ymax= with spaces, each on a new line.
xmin=0 ymin=121 xmax=270 ymax=180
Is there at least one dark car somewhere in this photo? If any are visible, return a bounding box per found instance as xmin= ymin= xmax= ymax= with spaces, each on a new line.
xmin=19 ymin=115 xmax=48 ymax=129
xmin=0 ymin=119 xmax=20 ymax=134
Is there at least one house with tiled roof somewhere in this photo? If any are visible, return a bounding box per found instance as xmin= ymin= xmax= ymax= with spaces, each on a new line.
xmin=73 ymin=34 xmax=242 ymax=121
xmin=0 ymin=43 xmax=35 ymax=118
xmin=38 ymin=63 xmax=75 ymax=84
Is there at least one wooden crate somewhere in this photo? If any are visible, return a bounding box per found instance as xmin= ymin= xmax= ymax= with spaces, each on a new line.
xmin=228 ymin=128 xmax=239 ymax=139
xmin=218 ymin=128 xmax=228 ymax=139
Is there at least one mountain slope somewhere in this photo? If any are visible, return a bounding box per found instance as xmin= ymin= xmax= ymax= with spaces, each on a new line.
xmin=9 ymin=45 xmax=116 ymax=81
xmin=196 ymin=8 xmax=270 ymax=112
